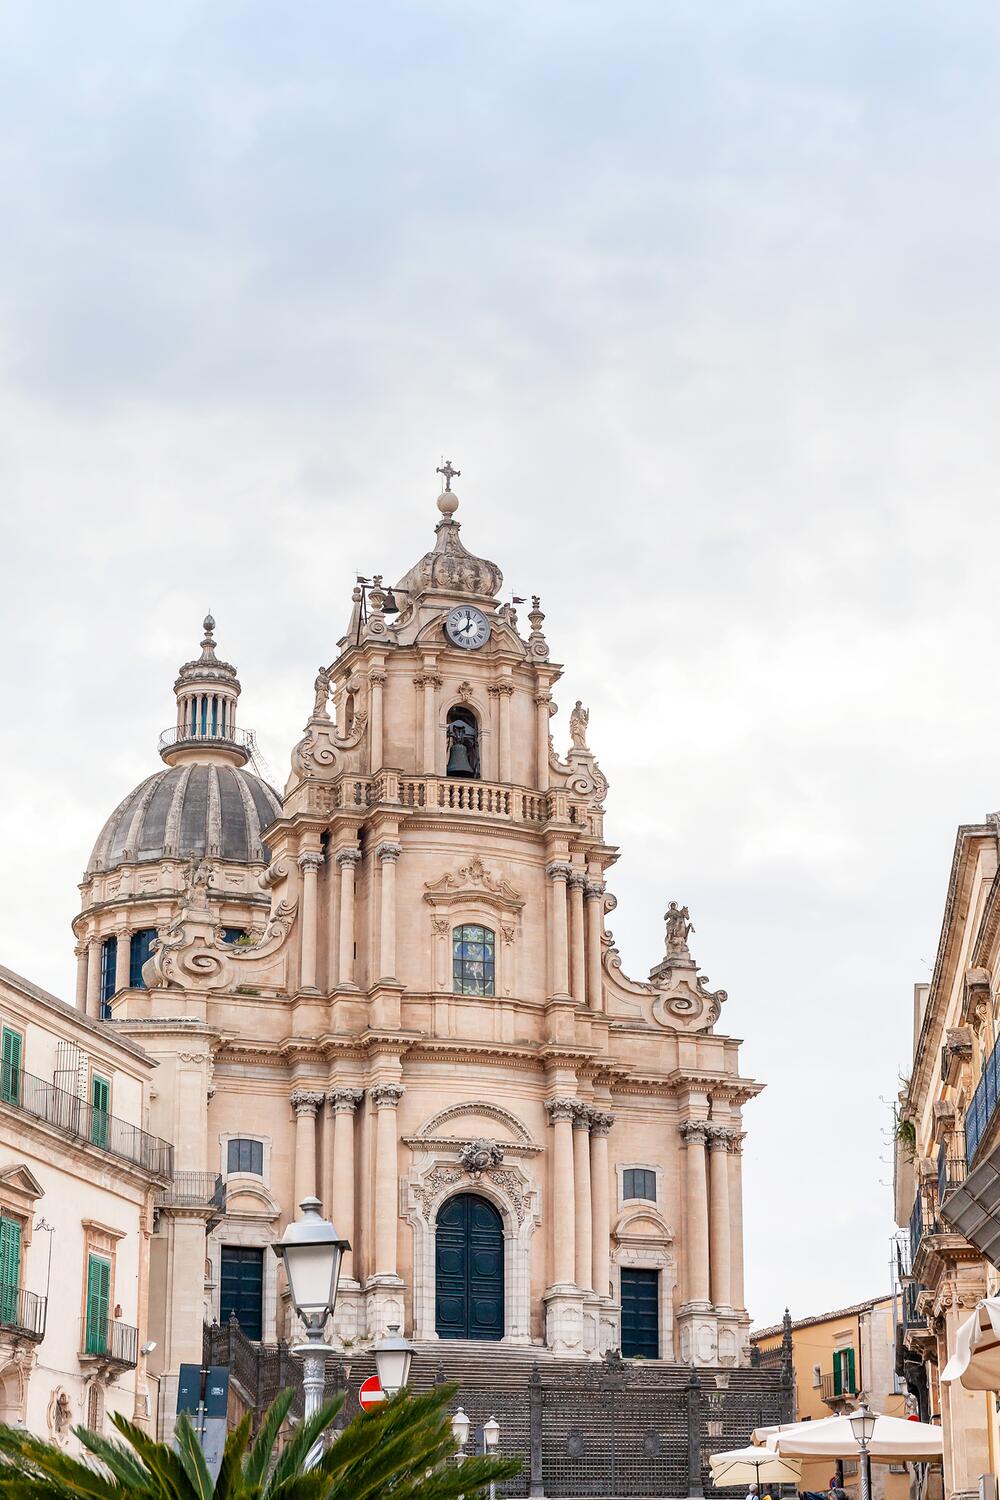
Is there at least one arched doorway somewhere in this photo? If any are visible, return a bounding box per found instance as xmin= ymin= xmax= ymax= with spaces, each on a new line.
xmin=435 ymin=1193 xmax=503 ymax=1341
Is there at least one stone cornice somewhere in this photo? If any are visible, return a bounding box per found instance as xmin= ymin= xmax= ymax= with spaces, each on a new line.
xmin=402 ymin=1134 xmax=542 ymax=1156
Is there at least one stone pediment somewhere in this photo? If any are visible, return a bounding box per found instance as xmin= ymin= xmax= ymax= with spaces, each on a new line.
xmin=413 ymin=1100 xmax=535 ymax=1148
xmin=0 ymin=1164 xmax=44 ymax=1201
xmin=423 ymin=857 xmax=524 ymax=912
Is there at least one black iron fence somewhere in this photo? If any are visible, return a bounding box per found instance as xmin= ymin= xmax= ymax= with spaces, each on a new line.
xmin=155 ymin=1173 xmax=225 ymax=1212
xmin=80 ymin=1316 xmax=138 ymax=1367
xmin=0 ymin=1064 xmax=173 ymax=1178
xmin=0 ymin=1288 xmax=46 ymax=1341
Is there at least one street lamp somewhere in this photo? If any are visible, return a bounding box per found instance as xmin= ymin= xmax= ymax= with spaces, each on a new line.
xmin=272 ymin=1197 xmax=351 ymax=1462
xmin=482 ymin=1416 xmax=500 ymax=1500
xmin=373 ymin=1324 xmax=414 ymax=1396
xmin=452 ymin=1406 xmax=471 ymax=1455
xmin=849 ymin=1403 xmax=877 ymax=1500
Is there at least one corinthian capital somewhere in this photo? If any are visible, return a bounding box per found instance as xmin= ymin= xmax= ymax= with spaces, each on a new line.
xmin=680 ymin=1119 xmax=709 ymax=1145
xmin=290 ymin=1089 xmax=325 ymax=1118
xmin=545 ymin=1096 xmax=577 ymax=1124
xmin=297 ymin=850 xmax=325 ymax=874
xmin=369 ymin=1083 xmax=405 ymax=1109
xmin=328 ymin=1086 xmax=364 ymax=1113
xmin=376 ymin=842 xmax=402 ymax=864
xmin=589 ymin=1110 xmax=615 ymax=1136
xmin=546 ymin=861 xmax=572 ymax=883
xmin=706 ymin=1124 xmax=734 ymax=1151
xmin=336 ymin=847 xmax=361 ymax=869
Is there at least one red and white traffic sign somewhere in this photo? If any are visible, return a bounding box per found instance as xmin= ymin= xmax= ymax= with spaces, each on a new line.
xmin=358 ymin=1375 xmax=386 ymax=1410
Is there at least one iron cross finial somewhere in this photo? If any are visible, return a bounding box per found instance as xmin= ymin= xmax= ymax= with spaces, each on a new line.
xmin=436 ymin=459 xmax=461 ymax=491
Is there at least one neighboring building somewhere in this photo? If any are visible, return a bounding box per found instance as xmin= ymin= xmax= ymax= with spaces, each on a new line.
xmin=753 ymin=1299 xmax=908 ymax=1500
xmin=895 ymin=814 xmax=1000 ymax=1500
xmin=0 ymin=965 xmax=170 ymax=1447
xmin=72 ymin=473 xmax=769 ymax=1437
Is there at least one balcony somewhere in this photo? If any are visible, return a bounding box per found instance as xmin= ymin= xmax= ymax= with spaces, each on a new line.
xmin=158 ymin=724 xmax=255 ymax=766
xmin=820 ymin=1370 xmax=858 ymax=1405
xmin=0 ymin=1065 xmax=173 ymax=1179
xmin=0 ymin=1288 xmax=46 ymax=1342
xmin=938 ymin=1131 xmax=968 ymax=1201
xmin=966 ymin=1032 xmax=1000 ymax=1164
xmin=155 ymin=1173 xmax=225 ymax=1225
xmin=80 ymin=1316 xmax=138 ymax=1369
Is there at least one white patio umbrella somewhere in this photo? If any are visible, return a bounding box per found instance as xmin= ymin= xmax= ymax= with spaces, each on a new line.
xmin=942 ymin=1295 xmax=1000 ymax=1391
xmin=709 ymin=1445 xmax=802 ymax=1488
xmin=753 ymin=1411 xmax=942 ymax=1462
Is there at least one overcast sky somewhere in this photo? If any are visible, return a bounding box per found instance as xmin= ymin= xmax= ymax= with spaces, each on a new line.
xmin=3 ymin=0 xmax=1000 ymax=1328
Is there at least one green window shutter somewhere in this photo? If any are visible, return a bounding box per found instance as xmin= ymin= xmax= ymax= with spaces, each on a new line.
xmin=847 ymin=1347 xmax=856 ymax=1393
xmin=0 ymin=1029 xmax=21 ymax=1105
xmin=833 ymin=1350 xmax=842 ymax=1396
xmin=85 ymin=1255 xmax=111 ymax=1355
xmin=0 ymin=1217 xmax=20 ymax=1326
xmin=91 ymin=1076 xmax=110 ymax=1148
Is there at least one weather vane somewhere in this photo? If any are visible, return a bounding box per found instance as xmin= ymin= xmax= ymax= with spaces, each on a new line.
xmin=437 ymin=459 xmax=461 ymax=491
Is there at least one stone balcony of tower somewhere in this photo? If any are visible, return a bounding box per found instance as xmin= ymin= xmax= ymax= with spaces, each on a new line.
xmin=301 ymin=769 xmax=600 ymax=834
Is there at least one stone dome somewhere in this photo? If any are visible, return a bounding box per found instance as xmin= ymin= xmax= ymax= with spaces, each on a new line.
xmin=87 ymin=763 xmax=282 ymax=876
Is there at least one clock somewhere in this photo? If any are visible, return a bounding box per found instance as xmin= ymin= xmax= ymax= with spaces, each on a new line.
xmin=444 ymin=604 xmax=492 ymax=650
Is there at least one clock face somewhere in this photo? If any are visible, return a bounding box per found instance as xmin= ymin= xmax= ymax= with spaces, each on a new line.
xmin=445 ymin=604 xmax=492 ymax=650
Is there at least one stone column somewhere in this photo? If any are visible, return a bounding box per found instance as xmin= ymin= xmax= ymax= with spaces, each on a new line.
xmin=546 ymin=862 xmax=572 ymax=998
xmin=328 ymin=1088 xmax=363 ymax=1280
xmin=297 ymin=851 xmax=324 ymax=992
xmin=369 ymin=670 xmax=386 ymax=773
xmin=290 ymin=1091 xmax=324 ymax=1207
xmin=590 ymin=1111 xmax=614 ymax=1299
xmin=75 ymin=943 xmax=89 ymax=1010
xmin=707 ymin=1126 xmax=733 ymax=1309
xmin=336 ymin=849 xmax=361 ymax=987
xmin=728 ymin=1131 xmax=746 ymax=1310
xmin=370 ymin=1084 xmax=405 ymax=1276
xmin=585 ymin=881 xmax=606 ymax=1011
xmin=535 ymin=691 xmax=551 ymax=792
xmin=568 ymin=873 xmax=587 ymax=1006
xmin=572 ymin=1105 xmax=593 ymax=1291
xmin=414 ymin=671 xmax=441 ymax=773
xmin=376 ymin=842 xmax=402 ymax=982
xmin=546 ymin=1098 xmax=577 ymax=1286
xmin=115 ymin=929 xmax=130 ymax=996
xmin=496 ymin=681 xmax=514 ymax=781
xmin=680 ymin=1120 xmax=711 ymax=1305
xmin=86 ymin=938 xmax=102 ymax=1020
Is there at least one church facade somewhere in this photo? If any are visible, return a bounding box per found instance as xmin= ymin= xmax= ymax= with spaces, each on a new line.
xmin=73 ymin=473 xmax=762 ymax=1430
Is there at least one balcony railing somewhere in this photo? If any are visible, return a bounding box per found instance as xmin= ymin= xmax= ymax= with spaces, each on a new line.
xmin=155 ymin=1173 xmax=225 ymax=1213
xmin=0 ymin=1064 xmax=173 ymax=1179
xmin=0 ymin=1287 xmax=46 ymax=1341
xmin=900 ymin=1280 xmax=924 ymax=1329
xmin=938 ymin=1131 xmax=968 ymax=1200
xmin=158 ymin=724 xmax=255 ymax=757
xmin=821 ymin=1370 xmax=858 ymax=1403
xmin=966 ymin=1032 xmax=1000 ymax=1164
xmin=909 ymin=1185 xmax=941 ymax=1262
xmin=80 ymin=1316 xmax=138 ymax=1368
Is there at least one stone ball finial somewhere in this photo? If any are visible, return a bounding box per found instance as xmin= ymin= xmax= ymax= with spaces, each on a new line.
xmin=436 ymin=489 xmax=459 ymax=517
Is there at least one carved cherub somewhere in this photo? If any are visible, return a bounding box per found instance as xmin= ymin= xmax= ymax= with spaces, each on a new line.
xmin=185 ymin=857 xmax=213 ymax=901
xmin=664 ymin=902 xmax=694 ymax=957
xmin=569 ymin=700 xmax=589 ymax=749
xmin=312 ymin=666 xmax=331 ymax=721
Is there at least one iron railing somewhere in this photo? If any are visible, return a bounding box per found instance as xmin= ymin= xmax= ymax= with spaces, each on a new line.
xmin=909 ymin=1185 xmax=941 ymax=1262
xmin=158 ymin=724 xmax=255 ymax=756
xmin=820 ymin=1370 xmax=858 ymax=1402
xmin=0 ymin=1287 xmax=46 ymax=1341
xmin=0 ymin=1064 xmax=173 ymax=1178
xmin=938 ymin=1131 xmax=968 ymax=1200
xmin=966 ymin=1033 xmax=1000 ymax=1164
xmin=155 ymin=1173 xmax=225 ymax=1212
xmin=900 ymin=1280 xmax=924 ymax=1329
xmin=80 ymin=1316 xmax=138 ymax=1367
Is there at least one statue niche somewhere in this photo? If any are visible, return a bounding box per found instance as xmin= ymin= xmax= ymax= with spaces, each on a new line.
xmin=446 ymin=705 xmax=480 ymax=779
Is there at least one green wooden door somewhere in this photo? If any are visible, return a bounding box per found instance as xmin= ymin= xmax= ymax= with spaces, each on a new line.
xmin=0 ymin=1217 xmax=20 ymax=1327
xmin=90 ymin=1075 xmax=110 ymax=1148
xmin=85 ymin=1255 xmax=111 ymax=1355
xmin=0 ymin=1029 xmax=21 ymax=1105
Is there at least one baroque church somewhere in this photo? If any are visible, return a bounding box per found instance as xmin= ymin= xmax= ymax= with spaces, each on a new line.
xmin=72 ymin=472 xmax=762 ymax=1424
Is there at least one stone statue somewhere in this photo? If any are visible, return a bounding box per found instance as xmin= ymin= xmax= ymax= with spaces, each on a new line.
xmin=664 ymin=902 xmax=694 ymax=957
xmin=312 ymin=666 xmax=331 ymax=721
xmin=570 ymin=700 xmax=589 ymax=749
xmin=185 ymin=857 xmax=213 ymax=902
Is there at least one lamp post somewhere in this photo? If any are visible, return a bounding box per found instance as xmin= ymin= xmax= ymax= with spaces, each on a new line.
xmin=373 ymin=1323 xmax=414 ymax=1397
xmin=483 ymin=1415 xmax=500 ymax=1500
xmin=272 ymin=1197 xmax=350 ymax=1465
xmin=849 ymin=1402 xmax=877 ymax=1500
xmin=452 ymin=1405 xmax=471 ymax=1459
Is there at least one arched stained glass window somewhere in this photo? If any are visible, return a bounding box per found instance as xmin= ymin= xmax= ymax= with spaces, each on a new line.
xmin=452 ymin=924 xmax=495 ymax=997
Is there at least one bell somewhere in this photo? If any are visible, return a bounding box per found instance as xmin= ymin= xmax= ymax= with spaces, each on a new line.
xmin=446 ymin=739 xmax=475 ymax=778
xmin=382 ymin=588 xmax=399 ymax=616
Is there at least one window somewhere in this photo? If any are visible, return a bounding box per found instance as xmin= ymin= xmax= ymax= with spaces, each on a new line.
xmin=227 ymin=1138 xmax=264 ymax=1176
xmin=129 ymin=929 xmax=156 ymax=989
xmin=453 ymin=924 xmax=495 ymax=997
xmin=833 ymin=1346 xmax=857 ymax=1396
xmin=84 ymin=1253 xmax=111 ymax=1355
xmin=623 ymin=1168 xmax=657 ymax=1202
xmin=0 ymin=1216 xmax=21 ymax=1326
xmin=100 ymin=937 xmax=117 ymax=1017
xmin=222 ymin=928 xmax=248 ymax=945
xmin=0 ymin=1028 xmax=21 ymax=1106
xmin=445 ymin=705 xmax=480 ymax=778
xmin=91 ymin=1075 xmax=110 ymax=1149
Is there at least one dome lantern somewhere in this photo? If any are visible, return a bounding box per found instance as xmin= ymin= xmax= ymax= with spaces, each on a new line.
xmin=159 ymin=614 xmax=252 ymax=768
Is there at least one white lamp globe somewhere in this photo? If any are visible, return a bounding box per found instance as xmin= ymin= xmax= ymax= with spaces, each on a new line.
xmin=271 ymin=1197 xmax=350 ymax=1325
xmin=373 ymin=1324 xmax=414 ymax=1396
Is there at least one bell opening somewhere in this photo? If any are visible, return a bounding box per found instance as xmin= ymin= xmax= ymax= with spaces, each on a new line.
xmin=446 ymin=705 xmax=480 ymax=779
